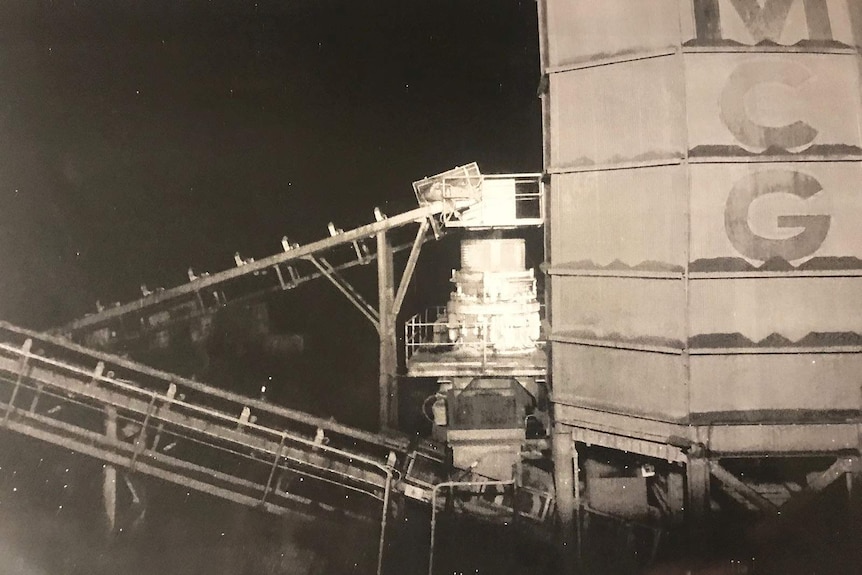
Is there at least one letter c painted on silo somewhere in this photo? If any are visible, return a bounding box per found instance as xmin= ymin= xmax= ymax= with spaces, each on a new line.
xmin=725 ymin=170 xmax=830 ymax=261
xmin=720 ymin=61 xmax=818 ymax=151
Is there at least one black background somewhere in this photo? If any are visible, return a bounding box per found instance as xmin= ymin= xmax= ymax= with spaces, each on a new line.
xmin=0 ymin=0 xmax=542 ymax=329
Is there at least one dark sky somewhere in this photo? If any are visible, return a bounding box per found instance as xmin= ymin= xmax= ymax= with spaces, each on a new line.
xmin=0 ymin=0 xmax=541 ymax=329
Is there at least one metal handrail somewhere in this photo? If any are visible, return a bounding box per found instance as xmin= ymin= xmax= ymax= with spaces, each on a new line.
xmin=404 ymin=307 xmax=546 ymax=362
xmin=0 ymin=333 xmax=397 ymax=575
xmin=0 ymin=341 xmax=388 ymax=475
xmin=1 ymin=320 xmax=407 ymax=452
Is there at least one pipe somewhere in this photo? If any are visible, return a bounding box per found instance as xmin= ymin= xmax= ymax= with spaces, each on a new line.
xmin=428 ymin=478 xmax=515 ymax=575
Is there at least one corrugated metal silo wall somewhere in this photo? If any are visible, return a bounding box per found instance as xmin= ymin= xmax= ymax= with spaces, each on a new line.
xmin=543 ymin=0 xmax=862 ymax=426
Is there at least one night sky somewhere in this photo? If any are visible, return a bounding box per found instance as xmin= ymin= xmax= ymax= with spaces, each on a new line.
xmin=0 ymin=4 xmax=543 ymax=572
xmin=0 ymin=0 xmax=542 ymax=329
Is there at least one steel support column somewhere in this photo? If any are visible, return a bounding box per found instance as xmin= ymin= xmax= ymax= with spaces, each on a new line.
xmin=104 ymin=406 xmax=118 ymax=534
xmin=667 ymin=468 xmax=686 ymax=525
xmin=848 ymin=463 xmax=862 ymax=568
xmin=686 ymin=455 xmax=711 ymax=552
xmin=552 ymin=423 xmax=576 ymax=573
xmin=377 ymin=231 xmax=397 ymax=430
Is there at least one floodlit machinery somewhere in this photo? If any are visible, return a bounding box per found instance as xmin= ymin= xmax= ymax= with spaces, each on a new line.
xmin=405 ymin=164 xmax=551 ymax=492
xmin=35 ymin=162 xmax=558 ymax=542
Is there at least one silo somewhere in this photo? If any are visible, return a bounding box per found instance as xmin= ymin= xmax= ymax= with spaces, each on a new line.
xmin=540 ymin=0 xmax=862 ymax=544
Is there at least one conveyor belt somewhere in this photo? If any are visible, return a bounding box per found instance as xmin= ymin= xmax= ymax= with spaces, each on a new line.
xmin=0 ymin=321 xmax=426 ymax=516
xmin=0 ymin=320 xmax=554 ymax=527
xmin=52 ymin=197 xmax=469 ymax=352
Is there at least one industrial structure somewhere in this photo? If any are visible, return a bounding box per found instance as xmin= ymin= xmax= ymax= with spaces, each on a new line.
xmin=1 ymin=168 xmax=556 ymax=574
xmin=3 ymin=1 xmax=862 ymax=573
xmin=540 ymin=0 xmax=862 ymax=568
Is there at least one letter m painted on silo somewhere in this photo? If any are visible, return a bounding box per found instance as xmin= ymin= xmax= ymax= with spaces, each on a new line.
xmin=693 ymin=0 xmax=833 ymax=42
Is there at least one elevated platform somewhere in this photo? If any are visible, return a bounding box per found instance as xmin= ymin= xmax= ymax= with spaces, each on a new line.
xmin=406 ymin=348 xmax=547 ymax=378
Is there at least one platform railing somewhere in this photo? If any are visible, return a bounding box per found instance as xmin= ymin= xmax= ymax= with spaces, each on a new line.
xmin=435 ymin=173 xmax=544 ymax=229
xmin=404 ymin=306 xmax=546 ymax=365
xmin=404 ymin=306 xmax=449 ymax=360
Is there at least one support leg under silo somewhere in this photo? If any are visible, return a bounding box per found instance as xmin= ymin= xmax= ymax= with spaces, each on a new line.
xmin=553 ymin=424 xmax=576 ymax=573
xmin=848 ymin=462 xmax=862 ymax=569
xmin=686 ymin=455 xmax=711 ymax=553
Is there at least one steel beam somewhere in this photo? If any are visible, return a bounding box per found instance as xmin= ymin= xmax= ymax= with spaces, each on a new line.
xmin=308 ymin=256 xmax=380 ymax=331
xmin=805 ymin=455 xmax=859 ymax=493
xmin=2 ymin=338 xmax=31 ymax=424
xmin=392 ymin=218 xmax=430 ymax=318
xmin=1 ymin=320 xmax=407 ymax=451
xmin=1 ymin=415 xmax=322 ymax=520
xmin=554 ymin=402 xmax=862 ymax=456
xmin=0 ymin=338 xmax=395 ymax=494
xmin=709 ymin=460 xmax=779 ymax=514
xmin=85 ymin=235 xmax=435 ymax=353
xmin=104 ymin=406 xmax=119 ymax=533
xmin=569 ymin=426 xmax=686 ymax=463
xmin=377 ymin=231 xmax=397 ymax=430
xmin=56 ymin=200 xmax=468 ymax=335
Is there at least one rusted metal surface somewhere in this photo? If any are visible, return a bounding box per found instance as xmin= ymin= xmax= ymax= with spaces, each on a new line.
xmin=552 ymin=344 xmax=688 ymax=421
xmin=544 ymin=0 xmax=681 ymax=69
xmin=545 ymin=0 xmax=862 ymax=433
xmin=682 ymin=0 xmax=857 ymax=47
xmin=552 ymin=276 xmax=686 ymax=347
xmin=853 ymin=0 xmax=862 ymax=40
xmin=689 ymin=352 xmax=862 ymax=415
xmin=548 ymin=168 xmax=688 ymax=271
xmin=689 ymin=162 xmax=862 ymax=270
xmin=555 ymin=403 xmax=861 ymax=456
xmin=548 ymin=56 xmax=685 ymax=171
xmin=685 ymin=53 xmax=862 ymax=158
xmin=690 ymin=277 xmax=862 ymax=344
xmin=551 ymin=332 xmax=862 ymax=423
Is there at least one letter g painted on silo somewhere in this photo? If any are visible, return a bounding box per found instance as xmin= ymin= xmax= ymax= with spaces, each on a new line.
xmin=720 ymin=60 xmax=818 ymax=152
xmin=725 ymin=170 xmax=830 ymax=261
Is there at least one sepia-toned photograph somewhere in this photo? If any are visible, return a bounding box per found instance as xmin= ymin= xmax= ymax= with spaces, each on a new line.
xmin=0 ymin=1 xmax=860 ymax=574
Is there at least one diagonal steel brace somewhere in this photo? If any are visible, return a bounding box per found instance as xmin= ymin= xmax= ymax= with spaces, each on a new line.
xmin=307 ymin=256 xmax=380 ymax=331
